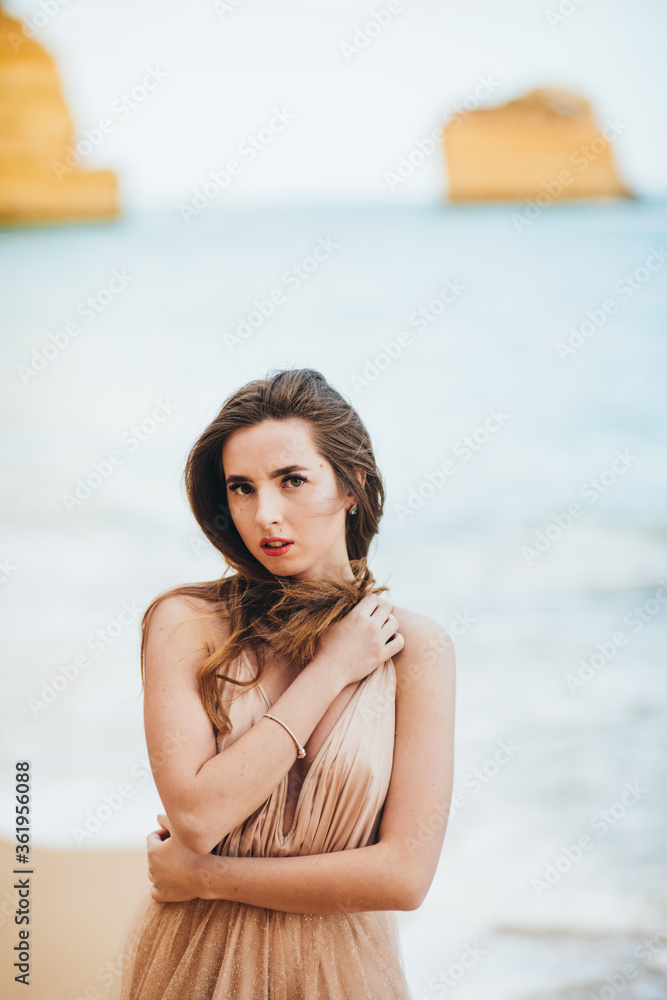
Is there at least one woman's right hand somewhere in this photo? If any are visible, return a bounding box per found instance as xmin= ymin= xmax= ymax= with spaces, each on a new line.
xmin=312 ymin=593 xmax=404 ymax=689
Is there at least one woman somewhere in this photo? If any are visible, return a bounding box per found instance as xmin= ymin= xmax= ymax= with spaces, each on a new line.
xmin=114 ymin=367 xmax=456 ymax=1000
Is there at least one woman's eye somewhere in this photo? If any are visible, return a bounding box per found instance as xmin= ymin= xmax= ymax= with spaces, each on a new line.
xmin=229 ymin=476 xmax=307 ymax=495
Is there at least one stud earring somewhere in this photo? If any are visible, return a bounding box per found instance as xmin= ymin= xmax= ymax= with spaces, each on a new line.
xmin=349 ymin=504 xmax=358 ymax=515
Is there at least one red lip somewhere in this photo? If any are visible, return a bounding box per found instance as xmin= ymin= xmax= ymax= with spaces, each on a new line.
xmin=260 ymin=536 xmax=294 ymax=557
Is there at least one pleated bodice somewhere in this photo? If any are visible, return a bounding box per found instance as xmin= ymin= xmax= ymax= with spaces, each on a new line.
xmin=213 ymin=650 xmax=398 ymax=858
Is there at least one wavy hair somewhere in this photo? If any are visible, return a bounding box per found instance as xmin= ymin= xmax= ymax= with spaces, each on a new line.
xmin=139 ymin=368 xmax=389 ymax=741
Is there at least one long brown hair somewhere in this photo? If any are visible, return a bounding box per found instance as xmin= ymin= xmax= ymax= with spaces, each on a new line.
xmin=139 ymin=368 xmax=389 ymax=741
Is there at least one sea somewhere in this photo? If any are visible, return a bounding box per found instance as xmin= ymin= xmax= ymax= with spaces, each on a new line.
xmin=1 ymin=199 xmax=666 ymax=998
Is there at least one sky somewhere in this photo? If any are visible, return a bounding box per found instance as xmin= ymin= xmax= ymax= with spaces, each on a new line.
xmin=6 ymin=0 xmax=667 ymax=208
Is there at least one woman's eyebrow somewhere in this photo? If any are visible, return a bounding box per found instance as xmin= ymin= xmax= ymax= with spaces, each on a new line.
xmin=225 ymin=465 xmax=310 ymax=485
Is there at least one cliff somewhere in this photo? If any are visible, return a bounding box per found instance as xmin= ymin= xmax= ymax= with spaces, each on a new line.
xmin=0 ymin=4 xmax=118 ymax=224
xmin=443 ymin=87 xmax=632 ymax=203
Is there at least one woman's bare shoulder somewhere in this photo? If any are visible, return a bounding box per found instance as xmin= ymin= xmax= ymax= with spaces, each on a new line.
xmin=144 ymin=588 xmax=231 ymax=655
xmin=389 ymin=604 xmax=456 ymax=673
xmin=390 ymin=603 xmax=448 ymax=635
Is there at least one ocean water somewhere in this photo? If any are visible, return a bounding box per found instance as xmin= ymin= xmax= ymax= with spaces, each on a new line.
xmin=1 ymin=200 xmax=667 ymax=998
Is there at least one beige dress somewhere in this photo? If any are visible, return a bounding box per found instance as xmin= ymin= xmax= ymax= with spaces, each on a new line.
xmin=114 ymin=649 xmax=413 ymax=999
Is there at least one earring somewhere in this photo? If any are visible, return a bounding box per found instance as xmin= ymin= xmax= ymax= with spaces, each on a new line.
xmin=349 ymin=504 xmax=358 ymax=515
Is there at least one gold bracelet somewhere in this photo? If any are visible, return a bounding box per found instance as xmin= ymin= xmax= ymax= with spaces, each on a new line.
xmin=263 ymin=713 xmax=306 ymax=758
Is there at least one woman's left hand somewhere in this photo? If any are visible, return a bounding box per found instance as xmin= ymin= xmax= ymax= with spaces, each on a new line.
xmin=147 ymin=812 xmax=203 ymax=903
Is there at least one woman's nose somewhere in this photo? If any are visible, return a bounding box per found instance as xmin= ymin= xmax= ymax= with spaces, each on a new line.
xmin=254 ymin=488 xmax=282 ymax=527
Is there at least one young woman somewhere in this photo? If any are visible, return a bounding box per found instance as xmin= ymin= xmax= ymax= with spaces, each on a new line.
xmin=114 ymin=367 xmax=456 ymax=1000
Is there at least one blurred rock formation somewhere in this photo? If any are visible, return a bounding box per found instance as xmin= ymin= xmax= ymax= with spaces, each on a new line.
xmin=444 ymin=87 xmax=632 ymax=202
xmin=0 ymin=4 xmax=118 ymax=224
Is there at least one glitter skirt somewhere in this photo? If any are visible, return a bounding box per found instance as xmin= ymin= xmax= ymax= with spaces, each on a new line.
xmin=112 ymin=888 xmax=413 ymax=1000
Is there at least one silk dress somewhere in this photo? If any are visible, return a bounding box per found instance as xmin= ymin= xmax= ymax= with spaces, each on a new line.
xmin=113 ymin=649 xmax=413 ymax=999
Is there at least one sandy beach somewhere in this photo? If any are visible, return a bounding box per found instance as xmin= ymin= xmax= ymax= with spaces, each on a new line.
xmin=0 ymin=838 xmax=148 ymax=1000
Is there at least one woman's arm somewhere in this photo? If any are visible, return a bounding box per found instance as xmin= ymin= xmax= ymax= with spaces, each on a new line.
xmin=143 ymin=594 xmax=346 ymax=854
xmin=149 ymin=817 xmax=404 ymax=912
xmin=148 ymin=611 xmax=456 ymax=913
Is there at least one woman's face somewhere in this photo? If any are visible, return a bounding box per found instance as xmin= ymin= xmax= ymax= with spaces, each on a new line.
xmin=222 ymin=418 xmax=362 ymax=582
